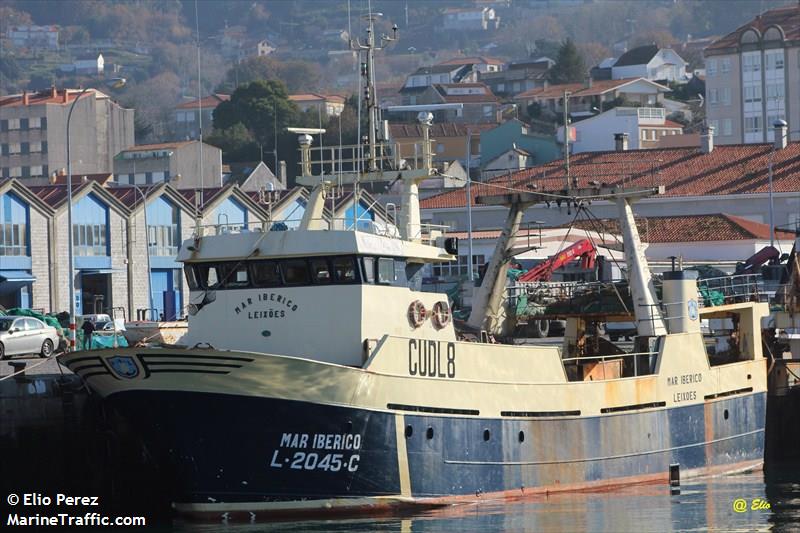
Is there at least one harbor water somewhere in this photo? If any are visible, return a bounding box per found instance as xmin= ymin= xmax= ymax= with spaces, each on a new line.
xmin=161 ymin=467 xmax=800 ymax=532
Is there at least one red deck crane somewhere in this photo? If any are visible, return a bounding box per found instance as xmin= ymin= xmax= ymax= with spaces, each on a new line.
xmin=517 ymin=239 xmax=597 ymax=282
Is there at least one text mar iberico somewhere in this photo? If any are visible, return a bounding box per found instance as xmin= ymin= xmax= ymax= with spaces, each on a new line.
xmin=234 ymin=292 xmax=299 ymax=320
xmin=269 ymin=432 xmax=361 ymax=473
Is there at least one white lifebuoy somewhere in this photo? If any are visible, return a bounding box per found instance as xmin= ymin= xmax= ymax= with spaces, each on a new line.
xmin=431 ymin=301 xmax=452 ymax=329
xmin=408 ymin=300 xmax=426 ymax=328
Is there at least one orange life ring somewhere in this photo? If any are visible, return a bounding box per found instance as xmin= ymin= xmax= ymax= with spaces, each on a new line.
xmin=408 ymin=300 xmax=426 ymax=328
xmin=431 ymin=301 xmax=451 ymax=329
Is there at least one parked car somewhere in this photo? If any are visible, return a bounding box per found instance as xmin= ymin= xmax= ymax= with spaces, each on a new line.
xmin=0 ymin=316 xmax=60 ymax=359
xmin=605 ymin=321 xmax=637 ymax=341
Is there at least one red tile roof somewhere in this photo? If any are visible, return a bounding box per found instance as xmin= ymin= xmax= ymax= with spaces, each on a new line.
xmin=661 ymin=120 xmax=685 ymax=129
xmin=120 ymin=141 xmax=195 ymax=152
xmin=515 ymin=78 xmax=668 ymax=100
xmin=289 ymin=93 xmax=345 ymax=104
xmin=175 ymin=94 xmax=230 ymax=110
xmin=27 ymin=183 xmax=92 ymax=208
xmin=420 ymin=142 xmax=800 ymax=209
xmin=0 ymin=88 xmax=99 ymax=108
xmin=706 ymin=5 xmax=800 ymax=54
xmin=443 ymin=214 xmax=794 ymax=243
xmin=438 ymin=56 xmax=505 ymax=66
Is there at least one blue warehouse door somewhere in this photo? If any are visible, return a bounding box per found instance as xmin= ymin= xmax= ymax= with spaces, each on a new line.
xmin=150 ymin=269 xmax=182 ymax=321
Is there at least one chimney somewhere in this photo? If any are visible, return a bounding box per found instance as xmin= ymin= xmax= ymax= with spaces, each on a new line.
xmin=585 ymin=76 xmax=593 ymax=89
xmin=279 ymin=160 xmax=287 ymax=187
xmin=22 ymin=91 xmax=29 ymax=106
xmin=774 ymin=119 xmax=788 ymax=150
xmin=62 ymin=89 xmax=68 ymax=104
xmin=614 ymin=132 xmax=629 ymax=151
xmin=51 ymin=86 xmax=57 ymax=98
xmin=700 ymin=125 xmax=714 ymax=154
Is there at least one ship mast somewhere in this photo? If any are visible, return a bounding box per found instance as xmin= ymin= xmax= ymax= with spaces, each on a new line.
xmin=294 ymin=13 xmax=437 ymax=243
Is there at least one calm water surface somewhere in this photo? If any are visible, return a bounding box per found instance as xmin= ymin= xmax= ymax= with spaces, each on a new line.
xmin=155 ymin=466 xmax=800 ymax=533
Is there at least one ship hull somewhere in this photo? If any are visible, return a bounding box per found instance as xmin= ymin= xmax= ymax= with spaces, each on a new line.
xmin=105 ymin=388 xmax=765 ymax=521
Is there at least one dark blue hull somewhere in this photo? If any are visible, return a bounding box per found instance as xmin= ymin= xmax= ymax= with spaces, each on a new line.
xmin=107 ymin=390 xmax=765 ymax=513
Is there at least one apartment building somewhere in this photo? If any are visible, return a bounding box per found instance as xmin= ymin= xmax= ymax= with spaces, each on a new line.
xmin=113 ymin=141 xmax=222 ymax=190
xmin=174 ymin=94 xmax=230 ymax=140
xmin=705 ymin=4 xmax=800 ymax=144
xmin=0 ymin=88 xmax=135 ymax=180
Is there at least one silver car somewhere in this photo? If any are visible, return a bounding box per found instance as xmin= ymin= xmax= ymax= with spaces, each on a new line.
xmin=0 ymin=316 xmax=60 ymax=359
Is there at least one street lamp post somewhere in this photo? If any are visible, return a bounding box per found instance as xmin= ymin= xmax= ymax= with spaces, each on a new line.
xmin=65 ymin=80 xmax=125 ymax=351
xmin=767 ymin=121 xmax=799 ymax=247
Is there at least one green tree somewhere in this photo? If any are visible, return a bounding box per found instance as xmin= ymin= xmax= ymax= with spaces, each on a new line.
xmin=549 ymin=38 xmax=587 ymax=84
xmin=212 ymin=80 xmax=298 ymax=146
xmin=206 ymin=123 xmax=258 ymax=162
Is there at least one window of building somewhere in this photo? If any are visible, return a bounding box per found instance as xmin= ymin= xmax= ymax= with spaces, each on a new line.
xmin=21 ymin=142 xmax=29 ymax=154
xmin=766 ymin=51 xmax=784 ymax=71
xmin=497 ymin=83 xmax=505 ymax=92
xmin=743 ymin=52 xmax=761 ymax=73
xmin=19 ymin=118 xmax=28 ymax=130
xmin=432 ymin=254 xmax=485 ymax=279
xmin=744 ymin=116 xmax=762 ymax=134
xmin=30 ymin=165 xmax=42 ymax=177
xmin=29 ymin=141 xmax=41 ymax=153
xmin=8 ymin=143 xmax=21 ymax=155
xmin=72 ymin=193 xmax=109 ymax=256
xmin=40 ymin=117 xmax=46 ymax=130
xmin=1 ymin=168 xmax=8 ymax=179
xmin=21 ymin=166 xmax=30 ymax=178
xmin=744 ymin=85 xmax=762 ymax=103
xmin=29 ymin=117 xmax=41 ymax=129
xmin=10 ymin=167 xmax=21 ymax=178
xmin=720 ymin=58 xmax=731 ymax=73
xmin=707 ymin=59 xmax=717 ymax=76
xmin=0 ymin=192 xmax=29 ymax=256
xmin=766 ymin=83 xmax=785 ymax=100
xmin=720 ymin=87 xmax=731 ymax=105
xmin=7 ymin=119 xmax=20 ymax=130
xmin=0 ymin=120 xmax=7 ymax=132
xmin=41 ymin=141 xmax=47 ymax=154
xmin=722 ymin=119 xmax=733 ymax=136
xmin=213 ymin=197 xmax=248 ymax=231
xmin=482 ymin=105 xmax=493 ymax=118
xmin=146 ymin=196 xmax=180 ymax=257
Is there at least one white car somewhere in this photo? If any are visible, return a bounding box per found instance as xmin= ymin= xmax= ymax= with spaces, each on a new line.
xmin=0 ymin=316 xmax=60 ymax=359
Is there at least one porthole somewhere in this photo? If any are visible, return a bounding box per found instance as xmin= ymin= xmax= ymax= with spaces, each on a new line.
xmin=483 ymin=429 xmax=491 ymax=441
xmin=405 ymin=425 xmax=413 ymax=438
xmin=426 ymin=427 xmax=434 ymax=439
xmin=518 ymin=431 xmax=525 ymax=443
xmin=724 ymin=409 xmax=729 ymax=420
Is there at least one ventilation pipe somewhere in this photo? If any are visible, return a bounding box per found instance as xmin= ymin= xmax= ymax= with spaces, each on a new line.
xmin=614 ymin=132 xmax=629 ymax=152
xmin=700 ymin=125 xmax=714 ymax=154
xmin=774 ymin=119 xmax=788 ymax=150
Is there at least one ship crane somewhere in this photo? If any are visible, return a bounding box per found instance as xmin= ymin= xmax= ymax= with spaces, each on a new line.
xmin=517 ymin=239 xmax=597 ymax=283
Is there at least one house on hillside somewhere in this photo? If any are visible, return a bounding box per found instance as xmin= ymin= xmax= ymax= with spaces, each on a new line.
xmin=480 ymin=119 xmax=562 ymax=175
xmin=60 ymin=54 xmax=104 ymax=75
xmin=393 ymin=83 xmax=500 ymax=124
xmin=612 ymin=45 xmax=689 ymax=82
xmin=389 ymin=123 xmax=491 ymax=171
xmin=442 ymin=7 xmax=500 ymax=31
xmin=222 ymin=161 xmax=284 ymax=192
xmin=555 ymin=107 xmax=683 ymax=153
xmin=480 ymin=58 xmax=553 ymax=97
xmin=288 ymin=94 xmax=345 ymax=118
xmin=403 ymin=64 xmax=478 ymax=91
xmin=515 ymin=78 xmax=672 ymax=118
xmin=174 ymin=94 xmax=230 ymax=140
xmin=437 ymin=56 xmax=505 ymax=74
xmin=113 ymin=141 xmax=222 ymax=190
xmin=7 ymin=25 xmax=59 ymax=50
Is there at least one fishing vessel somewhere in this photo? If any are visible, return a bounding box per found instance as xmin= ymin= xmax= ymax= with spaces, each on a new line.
xmin=59 ymin=17 xmax=768 ymax=521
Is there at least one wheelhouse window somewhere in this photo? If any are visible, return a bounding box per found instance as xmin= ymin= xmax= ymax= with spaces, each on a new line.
xmin=282 ymin=259 xmax=309 ymax=285
xmin=378 ymin=257 xmax=397 ymax=284
xmin=221 ymin=263 xmax=249 ymax=288
xmin=250 ymin=261 xmax=281 ymax=287
xmin=310 ymin=258 xmax=331 ymax=284
xmin=332 ymin=256 xmax=358 ymax=283
xmin=362 ymin=257 xmax=375 ymax=283
xmin=195 ymin=264 xmax=221 ymax=289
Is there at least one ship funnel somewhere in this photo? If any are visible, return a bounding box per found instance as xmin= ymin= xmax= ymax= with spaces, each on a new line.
xmin=662 ymin=270 xmax=701 ymax=334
